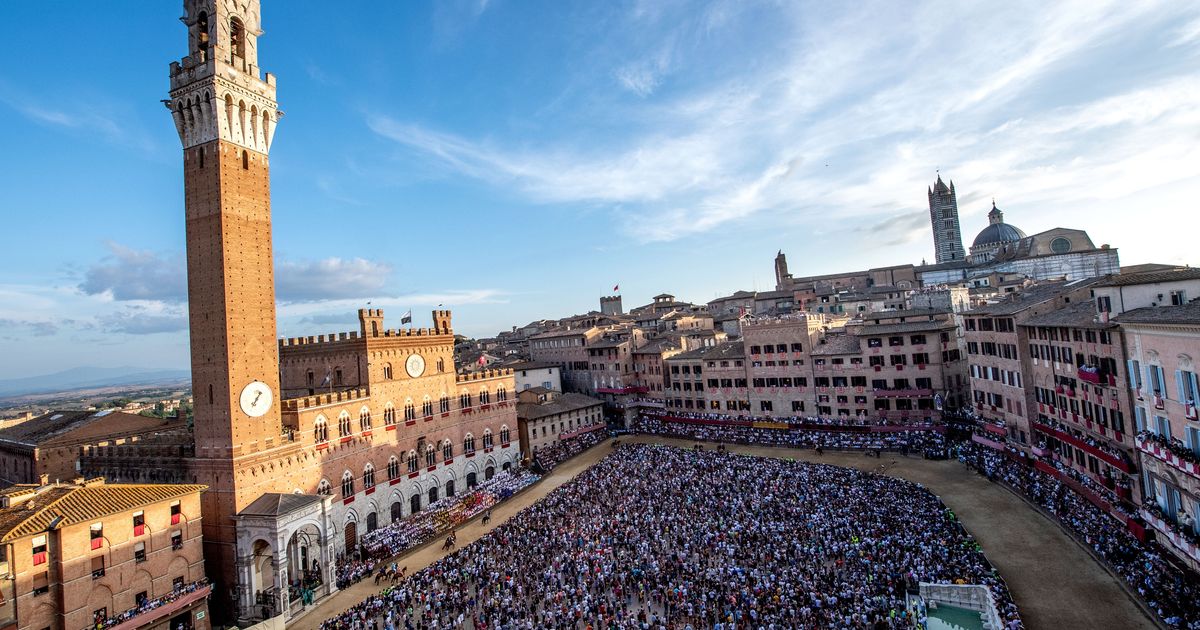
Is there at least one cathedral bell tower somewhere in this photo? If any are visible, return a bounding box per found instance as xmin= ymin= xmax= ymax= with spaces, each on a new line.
xmin=167 ymin=0 xmax=286 ymax=610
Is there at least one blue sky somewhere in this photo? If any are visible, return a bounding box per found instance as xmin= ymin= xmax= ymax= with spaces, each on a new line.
xmin=1 ymin=1 xmax=1199 ymax=379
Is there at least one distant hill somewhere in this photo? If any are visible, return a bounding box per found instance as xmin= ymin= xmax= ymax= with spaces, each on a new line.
xmin=0 ymin=366 xmax=191 ymax=397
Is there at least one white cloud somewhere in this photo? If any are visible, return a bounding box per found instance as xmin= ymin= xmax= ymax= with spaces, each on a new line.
xmin=367 ymin=0 xmax=1200 ymax=247
xmin=276 ymin=257 xmax=394 ymax=302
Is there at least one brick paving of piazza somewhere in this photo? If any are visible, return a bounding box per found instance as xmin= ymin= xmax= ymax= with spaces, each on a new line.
xmin=291 ymin=436 xmax=1155 ymax=630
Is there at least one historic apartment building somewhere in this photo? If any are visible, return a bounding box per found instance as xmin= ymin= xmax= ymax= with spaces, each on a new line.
xmin=0 ymin=479 xmax=208 ymax=630
xmin=963 ymin=280 xmax=1099 ymax=448
xmin=0 ymin=412 xmax=186 ymax=487
xmin=1021 ymin=301 xmax=1138 ymax=497
xmin=1119 ymin=302 xmax=1200 ymax=571
xmin=515 ymin=389 xmax=605 ymax=460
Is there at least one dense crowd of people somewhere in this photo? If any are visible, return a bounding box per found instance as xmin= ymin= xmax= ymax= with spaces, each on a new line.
xmin=958 ymin=443 xmax=1200 ymax=628
xmin=320 ymin=444 xmax=1021 ymax=630
xmin=645 ymin=409 xmax=937 ymax=428
xmin=334 ymin=471 xmax=539 ymax=589
xmin=635 ymin=415 xmax=948 ymax=458
xmin=532 ymin=429 xmax=607 ymax=471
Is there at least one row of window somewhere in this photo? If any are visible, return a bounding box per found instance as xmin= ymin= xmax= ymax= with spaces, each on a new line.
xmin=1029 ymin=326 xmax=1113 ymax=345
xmin=970 ymin=364 xmax=1023 ymax=388
xmin=966 ymin=341 xmax=1019 ymax=360
xmin=866 ymin=334 xmax=930 ymax=348
xmin=748 ymin=343 xmax=804 ymax=354
xmin=313 ymin=393 xmax=508 ymax=442
xmin=964 ymin=317 xmax=1015 ymax=333
xmin=319 ymin=429 xmax=512 ymax=498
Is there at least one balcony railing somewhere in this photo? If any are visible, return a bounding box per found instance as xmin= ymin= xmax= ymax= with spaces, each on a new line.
xmin=1032 ymin=421 xmax=1134 ymax=473
xmin=1140 ymin=508 xmax=1200 ymax=565
xmin=1136 ymin=433 xmax=1200 ymax=480
xmin=91 ymin=582 xmax=211 ymax=630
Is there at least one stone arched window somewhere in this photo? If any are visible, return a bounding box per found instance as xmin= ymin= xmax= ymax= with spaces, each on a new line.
xmin=317 ymin=479 xmax=332 ymax=495
xmin=497 ymin=387 xmax=508 ymax=402
xmin=422 ymin=397 xmax=433 ymax=417
xmin=424 ymin=444 xmax=437 ymax=467
xmin=479 ymin=389 xmax=491 ymax=405
xmin=404 ymin=401 xmax=416 ymax=422
xmin=383 ymin=363 xmax=393 ymax=380
xmin=439 ymin=395 xmax=450 ymax=414
xmin=338 ymin=412 xmax=352 ymax=437
xmin=482 ymin=428 xmax=493 ymax=449
xmin=229 ymin=16 xmax=246 ymax=60
xmin=313 ymin=417 xmax=328 ymax=443
xmin=407 ymin=450 xmax=418 ymax=472
xmin=341 ymin=471 xmax=354 ymax=498
xmin=387 ymin=456 xmax=400 ymax=480
xmin=463 ymin=433 xmax=476 ymax=454
xmin=500 ymin=425 xmax=511 ymax=444
xmin=306 ymin=369 xmax=314 ymax=387
xmin=383 ymin=403 xmax=396 ymax=426
xmin=363 ymin=463 xmax=375 ymax=489
xmin=459 ymin=392 xmax=471 ymax=409
xmin=442 ymin=440 xmax=453 ymax=461
xmin=359 ymin=407 xmax=372 ymax=431
xmin=437 ymin=358 xmax=445 ymax=373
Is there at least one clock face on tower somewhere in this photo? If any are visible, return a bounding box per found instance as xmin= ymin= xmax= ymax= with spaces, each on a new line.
xmin=405 ymin=353 xmax=426 ymax=378
xmin=239 ymin=381 xmax=274 ymax=418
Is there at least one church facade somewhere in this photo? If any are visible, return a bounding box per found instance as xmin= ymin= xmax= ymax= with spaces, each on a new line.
xmin=161 ymin=0 xmax=519 ymax=621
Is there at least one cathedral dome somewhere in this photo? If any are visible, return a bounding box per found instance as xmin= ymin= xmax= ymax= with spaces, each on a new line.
xmin=972 ymin=223 xmax=1026 ymax=247
xmin=971 ymin=202 xmax=1026 ymax=247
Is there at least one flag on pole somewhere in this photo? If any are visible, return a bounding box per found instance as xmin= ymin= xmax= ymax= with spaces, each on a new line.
xmin=401 ymin=310 xmax=412 ymax=325
xmin=477 ymin=355 xmax=487 ymax=366
xmin=320 ymin=367 xmax=332 ymax=386
xmin=613 ymin=284 xmax=619 ymax=292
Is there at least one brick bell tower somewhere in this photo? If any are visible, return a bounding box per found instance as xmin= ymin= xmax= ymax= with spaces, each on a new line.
xmin=167 ymin=0 xmax=287 ymax=611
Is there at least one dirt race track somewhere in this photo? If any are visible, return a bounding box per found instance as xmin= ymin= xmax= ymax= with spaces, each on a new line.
xmin=289 ymin=436 xmax=1157 ymax=630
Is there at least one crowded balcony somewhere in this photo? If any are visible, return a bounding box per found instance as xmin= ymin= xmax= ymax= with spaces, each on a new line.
xmin=1077 ymin=364 xmax=1117 ymax=387
xmin=1140 ymin=503 xmax=1200 ymax=566
xmin=91 ymin=581 xmax=212 ymax=630
xmin=1031 ymin=419 xmax=1134 ymax=473
xmin=1137 ymin=432 xmax=1200 ymax=480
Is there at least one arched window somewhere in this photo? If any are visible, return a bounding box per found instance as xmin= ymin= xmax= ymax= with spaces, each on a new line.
xmin=229 ymin=17 xmax=246 ymax=60
xmin=404 ymin=402 xmax=416 ymax=422
xmin=437 ymin=358 xmax=445 ymax=373
xmin=317 ymin=479 xmax=332 ymax=495
xmin=338 ymin=412 xmax=352 ymax=437
xmin=196 ymin=11 xmax=210 ymax=58
xmin=306 ymin=370 xmax=314 ymax=387
xmin=439 ymin=396 xmax=450 ymax=414
xmin=313 ymin=417 xmax=328 ymax=443
xmin=363 ymin=464 xmax=375 ymax=489
xmin=500 ymin=425 xmax=511 ymax=444
xmin=497 ymin=387 xmax=508 ymax=402
xmin=407 ymin=450 xmax=418 ymax=472
xmin=442 ymin=440 xmax=453 ymax=461
xmin=241 ymin=150 xmax=249 ymax=170
xmin=463 ymin=434 xmax=475 ymax=454
xmin=483 ymin=428 xmax=493 ymax=449
xmin=459 ymin=393 xmax=471 ymax=409
xmin=384 ymin=403 xmax=395 ymax=426
xmin=359 ymin=408 xmax=372 ymax=431
xmin=383 ymin=363 xmax=393 ymax=380
xmin=422 ymin=398 xmax=433 ymax=417
xmin=341 ymin=471 xmax=354 ymax=498
xmin=387 ymin=456 xmax=400 ymax=480
xmin=424 ymin=444 xmax=436 ymax=467
xmin=479 ymin=389 xmax=491 ymax=405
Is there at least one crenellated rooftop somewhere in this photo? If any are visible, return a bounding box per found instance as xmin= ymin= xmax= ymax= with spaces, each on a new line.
xmin=456 ymin=369 xmax=514 ymax=383
xmin=281 ymin=387 xmax=371 ymax=412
